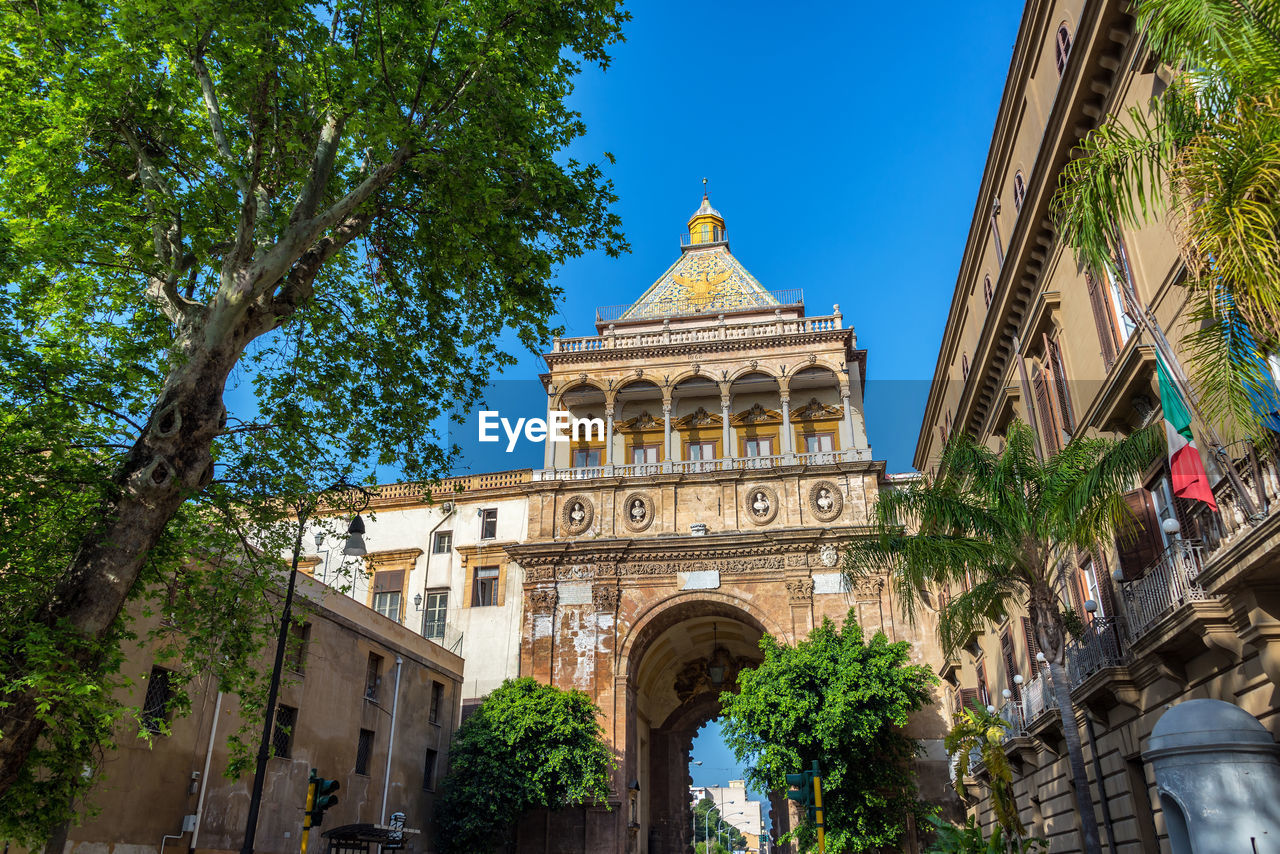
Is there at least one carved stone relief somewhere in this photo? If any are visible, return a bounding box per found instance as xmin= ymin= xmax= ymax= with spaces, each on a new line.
xmin=744 ymin=485 xmax=780 ymax=525
xmin=809 ymin=480 xmax=844 ymax=523
xmin=785 ymin=578 xmax=814 ymax=603
xmin=561 ymin=495 xmax=594 ymax=536
xmin=622 ymin=492 xmax=656 ymax=533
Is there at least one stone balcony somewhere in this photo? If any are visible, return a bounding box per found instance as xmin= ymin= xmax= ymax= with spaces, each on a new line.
xmin=532 ymin=447 xmax=873 ymax=482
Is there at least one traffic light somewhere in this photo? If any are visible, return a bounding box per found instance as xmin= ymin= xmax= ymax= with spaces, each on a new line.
xmin=785 ymin=769 xmax=816 ymax=822
xmin=785 ymin=762 xmax=826 ymax=852
xmin=307 ymin=769 xmax=341 ymax=827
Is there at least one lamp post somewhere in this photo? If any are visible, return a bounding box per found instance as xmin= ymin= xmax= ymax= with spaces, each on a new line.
xmin=239 ymin=482 xmax=370 ymax=854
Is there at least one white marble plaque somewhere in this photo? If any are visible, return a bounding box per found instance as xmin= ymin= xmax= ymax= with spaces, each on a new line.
xmin=678 ymin=570 xmax=721 ymax=590
xmin=557 ymin=581 xmax=593 ymax=605
xmin=812 ymin=572 xmax=851 ymax=595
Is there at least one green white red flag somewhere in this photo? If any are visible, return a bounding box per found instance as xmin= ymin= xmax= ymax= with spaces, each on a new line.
xmin=1156 ymin=352 xmax=1218 ymax=510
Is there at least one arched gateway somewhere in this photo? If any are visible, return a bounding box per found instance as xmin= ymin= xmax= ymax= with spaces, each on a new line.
xmin=505 ymin=198 xmax=953 ymax=853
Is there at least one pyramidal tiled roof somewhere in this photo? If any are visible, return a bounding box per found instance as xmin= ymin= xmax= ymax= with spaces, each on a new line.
xmin=621 ymin=244 xmax=778 ymax=320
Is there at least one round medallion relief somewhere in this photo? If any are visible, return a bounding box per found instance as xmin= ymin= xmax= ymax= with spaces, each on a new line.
xmin=561 ymin=495 xmax=594 ymax=535
xmin=820 ymin=544 xmax=840 ymax=567
xmin=808 ymin=480 xmax=844 ymax=523
xmin=622 ymin=492 xmax=656 ymax=532
xmin=744 ymin=485 xmax=780 ymax=525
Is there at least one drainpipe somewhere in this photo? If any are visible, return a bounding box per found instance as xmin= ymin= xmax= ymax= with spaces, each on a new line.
xmin=159 ymin=833 xmax=184 ymax=854
xmin=190 ymin=690 xmax=224 ymax=851
xmin=380 ymin=657 xmax=404 ymax=823
xmin=419 ymin=505 xmax=456 ymax=636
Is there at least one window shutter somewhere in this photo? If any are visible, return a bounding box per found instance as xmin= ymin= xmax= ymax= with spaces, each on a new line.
xmin=1021 ymin=617 xmax=1041 ymax=666
xmin=373 ymin=569 xmax=404 ymax=594
xmin=1115 ymin=489 xmax=1164 ymax=580
xmin=1093 ymin=549 xmax=1117 ymax=617
xmin=1086 ymin=272 xmax=1119 ymax=369
xmin=1015 ymin=339 xmax=1044 ymax=461
xmin=1067 ymin=562 xmax=1085 ymax=615
xmin=958 ymin=687 xmax=980 ymax=714
xmin=1032 ymin=367 xmax=1061 ymax=453
xmin=1001 ymin=631 xmax=1021 ymax=701
xmin=1047 ymin=336 xmax=1076 ymax=435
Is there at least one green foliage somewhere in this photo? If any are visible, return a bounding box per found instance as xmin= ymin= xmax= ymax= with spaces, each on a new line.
xmin=1059 ymin=607 xmax=1087 ymax=641
xmin=1053 ymin=0 xmax=1280 ymax=440
xmin=846 ymin=420 xmax=1161 ymax=661
xmin=943 ymin=707 xmax=1021 ymax=837
xmin=924 ymin=815 xmax=1047 ymax=854
xmin=719 ymin=612 xmax=936 ymax=853
xmin=435 ymin=678 xmax=614 ymax=854
xmin=847 ymin=421 xmax=1160 ymax=854
xmin=692 ymin=796 xmax=746 ymax=851
xmin=0 ymin=0 xmax=627 ymax=838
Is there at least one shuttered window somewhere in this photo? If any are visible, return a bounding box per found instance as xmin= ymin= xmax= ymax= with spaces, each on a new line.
xmin=1087 ymin=272 xmax=1120 ymax=369
xmin=975 ymin=661 xmax=990 ymax=707
xmin=1021 ymin=617 xmax=1041 ymax=671
xmin=1115 ymin=489 xmax=1164 ymax=580
xmin=1001 ymin=630 xmax=1021 ymax=702
xmin=1032 ymin=366 xmax=1061 ymax=454
xmin=984 ymin=275 xmax=993 ymax=308
xmin=958 ymin=687 xmax=980 ymax=714
xmin=1047 ymin=336 xmax=1075 ymax=436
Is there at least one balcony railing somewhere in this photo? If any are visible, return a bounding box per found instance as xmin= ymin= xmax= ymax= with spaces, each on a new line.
xmin=1118 ymin=540 xmax=1207 ymax=640
xmin=1066 ymin=617 xmax=1126 ymax=687
xmin=593 ymin=288 xmax=806 ymax=325
xmin=680 ymin=226 xmax=728 ymax=247
xmin=532 ymin=448 xmax=872 ymax=482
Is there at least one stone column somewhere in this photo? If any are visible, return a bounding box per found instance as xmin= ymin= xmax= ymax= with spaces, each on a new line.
xmin=842 ymin=391 xmax=855 ymax=459
xmin=604 ymin=405 xmax=614 ymax=470
xmin=721 ymin=396 xmax=733 ymax=460
xmin=662 ymin=400 xmax=673 ymax=473
xmin=781 ymin=392 xmax=793 ymax=461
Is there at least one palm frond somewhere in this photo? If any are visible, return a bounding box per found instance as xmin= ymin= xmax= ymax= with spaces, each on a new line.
xmin=936 ymin=575 xmax=1025 ymax=656
xmin=1134 ymin=0 xmax=1280 ymax=93
xmin=1044 ymin=425 xmax=1164 ymax=553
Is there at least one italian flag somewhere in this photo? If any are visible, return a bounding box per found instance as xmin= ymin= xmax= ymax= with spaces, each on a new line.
xmin=1156 ymin=353 xmax=1218 ymax=510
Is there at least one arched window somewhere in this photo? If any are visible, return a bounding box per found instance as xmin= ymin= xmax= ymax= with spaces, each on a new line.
xmin=1055 ymin=23 xmax=1072 ymax=76
xmin=983 ymin=274 xmax=993 ymax=308
xmin=962 ymin=353 xmax=970 ymax=381
xmin=1013 ymin=171 xmax=1026 ymax=211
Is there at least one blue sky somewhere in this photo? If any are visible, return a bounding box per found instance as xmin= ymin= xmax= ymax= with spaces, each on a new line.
xmin=448 ymin=0 xmax=1027 ymax=477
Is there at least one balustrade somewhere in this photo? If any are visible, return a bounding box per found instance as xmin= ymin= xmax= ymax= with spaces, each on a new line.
xmin=554 ymin=308 xmax=838 ymax=353
xmin=534 ymin=448 xmax=870 ymax=482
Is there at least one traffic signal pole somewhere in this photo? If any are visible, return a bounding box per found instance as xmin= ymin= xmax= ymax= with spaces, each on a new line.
xmin=300 ymin=778 xmax=316 ymax=854
xmin=811 ymin=761 xmax=826 ymax=854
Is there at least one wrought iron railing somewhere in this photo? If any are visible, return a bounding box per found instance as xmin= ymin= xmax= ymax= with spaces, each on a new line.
xmin=680 ymin=226 xmax=728 ymax=246
xmin=1066 ymin=617 xmax=1127 ymax=688
xmin=1119 ymin=540 xmax=1207 ymax=640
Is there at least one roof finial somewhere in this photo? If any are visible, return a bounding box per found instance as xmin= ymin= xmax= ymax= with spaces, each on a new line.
xmin=702 ymin=176 xmax=708 ymax=199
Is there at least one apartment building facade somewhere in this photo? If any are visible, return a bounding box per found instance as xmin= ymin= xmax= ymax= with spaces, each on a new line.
xmin=43 ymin=574 xmax=463 ymax=854
xmin=916 ymin=1 xmax=1280 ymax=852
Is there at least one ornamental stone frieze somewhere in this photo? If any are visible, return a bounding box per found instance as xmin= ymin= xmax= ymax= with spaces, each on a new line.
xmin=786 ymin=578 xmax=815 ymax=603
xmin=593 ymin=584 xmax=621 ymax=613
xmin=528 ymin=588 xmax=558 ymax=612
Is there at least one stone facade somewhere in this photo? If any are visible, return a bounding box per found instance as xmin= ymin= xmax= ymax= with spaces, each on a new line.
xmin=41 ymin=574 xmax=463 ymax=854
xmin=305 ymin=198 xmax=958 ymax=853
xmin=916 ymin=1 xmax=1280 ymax=852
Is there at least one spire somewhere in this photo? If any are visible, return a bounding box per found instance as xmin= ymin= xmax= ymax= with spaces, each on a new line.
xmin=686 ymin=180 xmax=725 ymax=247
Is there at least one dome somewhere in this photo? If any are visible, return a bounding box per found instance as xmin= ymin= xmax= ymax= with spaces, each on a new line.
xmin=689 ymin=195 xmax=722 ymax=223
xmin=1148 ymin=699 xmax=1278 ymax=755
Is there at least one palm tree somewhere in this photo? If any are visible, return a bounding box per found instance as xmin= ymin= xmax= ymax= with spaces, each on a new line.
xmin=846 ymin=421 xmax=1161 ymax=854
xmin=1054 ymin=0 xmax=1280 ymax=438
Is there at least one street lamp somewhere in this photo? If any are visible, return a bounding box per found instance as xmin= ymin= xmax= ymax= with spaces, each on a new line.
xmin=240 ymin=482 xmax=371 ymax=854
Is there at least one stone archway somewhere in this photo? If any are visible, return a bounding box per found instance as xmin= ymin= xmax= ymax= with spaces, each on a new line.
xmin=626 ymin=605 xmax=768 ymax=854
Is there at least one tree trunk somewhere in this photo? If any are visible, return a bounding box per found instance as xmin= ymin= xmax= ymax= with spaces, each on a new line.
xmin=0 ymin=317 xmax=253 ymax=797
xmin=1047 ymin=658 xmax=1102 ymax=854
